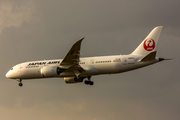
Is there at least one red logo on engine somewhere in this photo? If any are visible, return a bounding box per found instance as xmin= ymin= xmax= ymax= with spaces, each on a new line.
xmin=143 ymin=39 xmax=155 ymax=51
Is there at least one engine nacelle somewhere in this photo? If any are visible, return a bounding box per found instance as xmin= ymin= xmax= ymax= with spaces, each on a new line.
xmin=41 ymin=66 xmax=65 ymax=77
xmin=64 ymin=77 xmax=82 ymax=84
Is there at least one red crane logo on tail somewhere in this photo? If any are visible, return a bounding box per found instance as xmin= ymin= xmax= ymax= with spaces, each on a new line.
xmin=143 ymin=38 xmax=155 ymax=51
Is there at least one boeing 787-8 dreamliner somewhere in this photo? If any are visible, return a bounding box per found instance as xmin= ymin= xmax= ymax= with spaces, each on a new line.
xmin=6 ymin=26 xmax=169 ymax=86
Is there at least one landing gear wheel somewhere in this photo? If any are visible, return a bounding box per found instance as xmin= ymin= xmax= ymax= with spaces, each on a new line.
xmin=74 ymin=78 xmax=78 ymax=82
xmin=84 ymin=80 xmax=94 ymax=86
xmin=85 ymin=80 xmax=89 ymax=85
xmin=84 ymin=76 xmax=93 ymax=85
xmin=19 ymin=83 xmax=23 ymax=87
xmin=89 ymin=81 xmax=94 ymax=85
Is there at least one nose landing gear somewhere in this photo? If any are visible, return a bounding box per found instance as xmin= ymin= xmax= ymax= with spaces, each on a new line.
xmin=17 ymin=79 xmax=23 ymax=87
xmin=18 ymin=82 xmax=23 ymax=87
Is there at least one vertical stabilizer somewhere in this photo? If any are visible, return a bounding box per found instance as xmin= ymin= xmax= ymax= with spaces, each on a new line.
xmin=131 ymin=26 xmax=163 ymax=56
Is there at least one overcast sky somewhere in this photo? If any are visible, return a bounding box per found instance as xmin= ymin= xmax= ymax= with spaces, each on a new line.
xmin=0 ymin=0 xmax=180 ymax=120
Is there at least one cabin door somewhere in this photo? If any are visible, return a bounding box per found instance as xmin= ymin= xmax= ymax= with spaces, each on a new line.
xmin=90 ymin=59 xmax=94 ymax=66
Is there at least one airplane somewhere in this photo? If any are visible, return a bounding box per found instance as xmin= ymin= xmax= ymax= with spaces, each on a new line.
xmin=6 ymin=26 xmax=170 ymax=87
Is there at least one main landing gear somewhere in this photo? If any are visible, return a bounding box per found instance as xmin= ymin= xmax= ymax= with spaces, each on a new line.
xmin=17 ymin=79 xmax=23 ymax=87
xmin=74 ymin=76 xmax=94 ymax=86
xmin=84 ymin=76 xmax=94 ymax=85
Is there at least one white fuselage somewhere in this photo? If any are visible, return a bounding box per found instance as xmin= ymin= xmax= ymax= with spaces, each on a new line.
xmin=6 ymin=54 xmax=159 ymax=80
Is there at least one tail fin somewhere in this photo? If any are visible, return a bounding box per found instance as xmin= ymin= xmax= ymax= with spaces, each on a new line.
xmin=131 ymin=26 xmax=163 ymax=56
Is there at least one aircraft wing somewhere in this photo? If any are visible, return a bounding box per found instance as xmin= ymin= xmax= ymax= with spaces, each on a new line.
xmin=60 ymin=38 xmax=85 ymax=77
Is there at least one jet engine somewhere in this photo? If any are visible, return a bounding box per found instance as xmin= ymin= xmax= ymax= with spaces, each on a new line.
xmin=41 ymin=66 xmax=65 ymax=77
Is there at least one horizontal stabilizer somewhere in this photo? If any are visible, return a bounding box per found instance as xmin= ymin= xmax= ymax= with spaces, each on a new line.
xmin=139 ymin=51 xmax=157 ymax=62
xmin=159 ymin=58 xmax=173 ymax=61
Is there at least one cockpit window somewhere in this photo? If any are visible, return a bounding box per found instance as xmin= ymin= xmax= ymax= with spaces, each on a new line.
xmin=10 ymin=68 xmax=13 ymax=70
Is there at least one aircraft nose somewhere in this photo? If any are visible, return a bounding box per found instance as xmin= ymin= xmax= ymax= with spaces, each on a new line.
xmin=6 ymin=71 xmax=10 ymax=78
xmin=6 ymin=71 xmax=13 ymax=79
